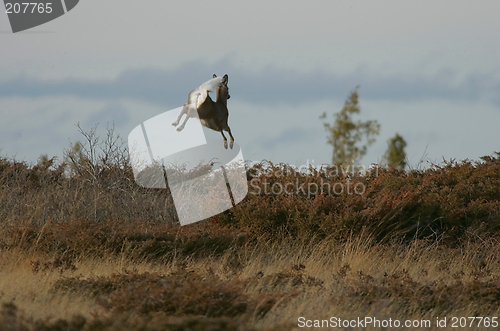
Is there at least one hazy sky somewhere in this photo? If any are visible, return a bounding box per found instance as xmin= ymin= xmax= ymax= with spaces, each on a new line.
xmin=1 ymin=0 xmax=499 ymax=168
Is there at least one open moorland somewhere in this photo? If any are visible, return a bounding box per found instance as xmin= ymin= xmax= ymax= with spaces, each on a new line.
xmin=1 ymin=140 xmax=500 ymax=330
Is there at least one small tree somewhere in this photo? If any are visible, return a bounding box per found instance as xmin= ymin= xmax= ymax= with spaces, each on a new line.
xmin=65 ymin=140 xmax=89 ymax=177
xmin=383 ymin=133 xmax=407 ymax=169
xmin=320 ymin=86 xmax=380 ymax=165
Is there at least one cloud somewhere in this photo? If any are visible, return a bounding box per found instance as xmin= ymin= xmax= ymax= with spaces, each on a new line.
xmin=1 ymin=60 xmax=499 ymax=108
xmin=85 ymin=102 xmax=130 ymax=128
xmin=261 ymin=127 xmax=316 ymax=150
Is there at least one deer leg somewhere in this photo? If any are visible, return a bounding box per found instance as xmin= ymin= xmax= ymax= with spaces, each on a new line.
xmin=172 ymin=104 xmax=188 ymax=127
xmin=220 ymin=131 xmax=228 ymax=149
xmin=176 ymin=104 xmax=196 ymax=131
xmin=226 ymin=127 xmax=235 ymax=149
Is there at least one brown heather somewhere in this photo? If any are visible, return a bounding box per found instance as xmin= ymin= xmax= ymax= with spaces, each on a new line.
xmin=1 ymin=138 xmax=500 ymax=330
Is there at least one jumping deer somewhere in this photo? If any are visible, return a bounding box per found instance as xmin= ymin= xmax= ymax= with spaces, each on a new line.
xmin=172 ymin=74 xmax=229 ymax=130
xmin=172 ymin=74 xmax=234 ymax=149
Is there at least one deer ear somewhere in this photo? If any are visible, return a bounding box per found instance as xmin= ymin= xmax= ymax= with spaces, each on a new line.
xmin=213 ymin=74 xmax=217 ymax=78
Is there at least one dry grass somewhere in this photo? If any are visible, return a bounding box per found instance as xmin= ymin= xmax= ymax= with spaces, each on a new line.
xmin=2 ymin=233 xmax=500 ymax=330
xmin=1 ymin=130 xmax=500 ymax=330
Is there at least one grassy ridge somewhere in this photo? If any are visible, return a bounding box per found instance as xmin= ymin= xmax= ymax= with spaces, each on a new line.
xmin=233 ymin=156 xmax=500 ymax=243
xmin=1 ymin=149 xmax=500 ymax=330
